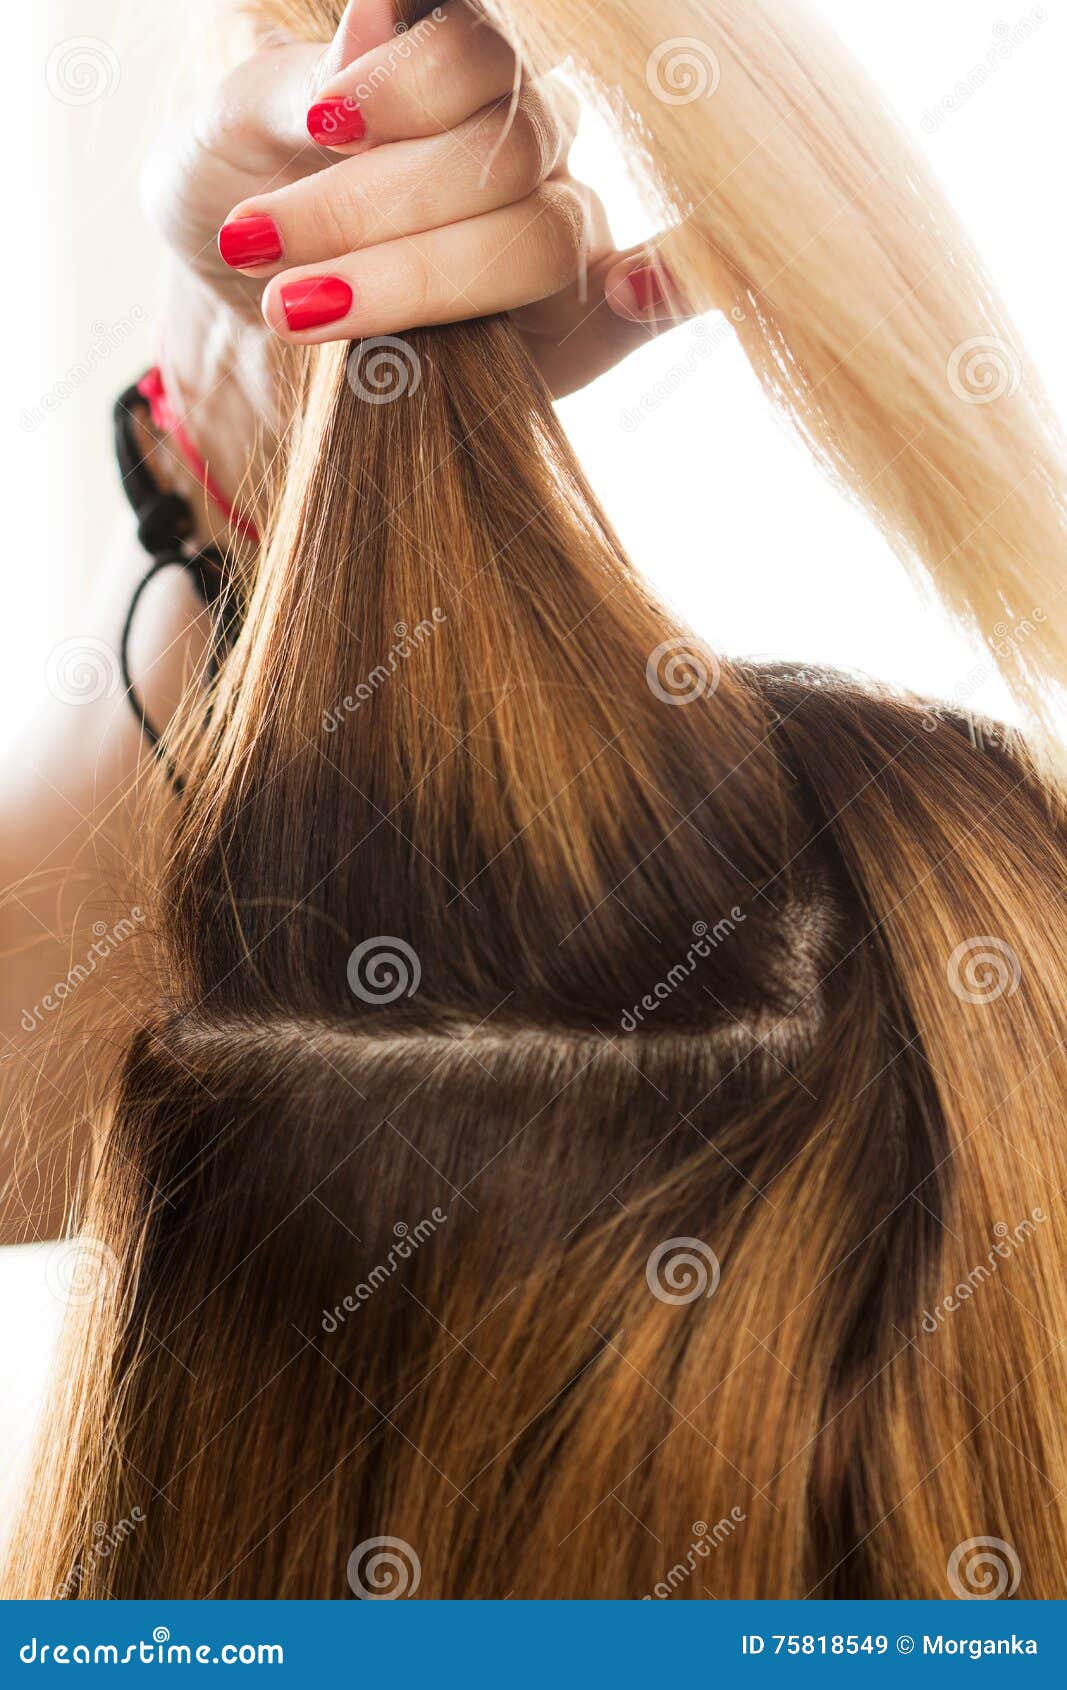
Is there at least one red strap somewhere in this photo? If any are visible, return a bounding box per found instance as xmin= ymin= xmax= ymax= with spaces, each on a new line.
xmin=136 ymin=366 xmax=260 ymax=546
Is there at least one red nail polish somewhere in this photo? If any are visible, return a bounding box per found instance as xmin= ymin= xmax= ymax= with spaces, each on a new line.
xmin=279 ymin=276 xmax=354 ymax=332
xmin=307 ymin=97 xmax=366 ymax=145
xmin=218 ymin=214 xmax=283 ymax=269
xmin=627 ymin=267 xmax=669 ymax=313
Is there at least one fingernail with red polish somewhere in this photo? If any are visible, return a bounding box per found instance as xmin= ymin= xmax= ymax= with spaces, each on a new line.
xmin=627 ymin=267 xmax=669 ymax=314
xmin=279 ymin=276 xmax=353 ymax=332
xmin=307 ymin=96 xmax=366 ymax=145
xmin=218 ymin=214 xmax=283 ymax=269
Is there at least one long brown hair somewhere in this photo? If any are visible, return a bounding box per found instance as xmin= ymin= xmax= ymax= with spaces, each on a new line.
xmin=8 ymin=0 xmax=1067 ymax=1598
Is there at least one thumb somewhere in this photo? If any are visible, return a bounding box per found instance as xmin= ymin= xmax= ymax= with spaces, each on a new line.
xmin=600 ymin=246 xmax=691 ymax=326
xmin=523 ymin=241 xmax=702 ymax=400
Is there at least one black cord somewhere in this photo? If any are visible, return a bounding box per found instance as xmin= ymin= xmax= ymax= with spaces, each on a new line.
xmin=113 ymin=383 xmax=240 ymax=795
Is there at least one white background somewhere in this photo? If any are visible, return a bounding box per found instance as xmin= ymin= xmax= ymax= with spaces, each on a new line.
xmin=1 ymin=0 xmax=1065 ymax=1508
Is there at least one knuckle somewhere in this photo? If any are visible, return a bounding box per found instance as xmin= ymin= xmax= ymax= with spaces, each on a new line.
xmin=510 ymin=91 xmax=560 ymax=188
xmin=514 ymin=88 xmax=564 ymax=179
xmin=397 ymin=249 xmax=436 ymax=326
xmin=539 ymin=183 xmax=589 ymax=287
xmin=476 ymin=104 xmax=541 ymax=202
xmin=395 ymin=39 xmax=454 ymax=132
xmin=473 ymin=93 xmax=560 ymax=206
xmin=314 ymin=173 xmax=368 ymax=253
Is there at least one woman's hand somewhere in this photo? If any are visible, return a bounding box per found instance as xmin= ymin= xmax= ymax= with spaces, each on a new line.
xmin=145 ymin=0 xmax=689 ymax=421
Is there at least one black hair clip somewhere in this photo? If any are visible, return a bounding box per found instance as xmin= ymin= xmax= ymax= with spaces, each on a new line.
xmin=113 ymin=381 xmax=241 ymax=793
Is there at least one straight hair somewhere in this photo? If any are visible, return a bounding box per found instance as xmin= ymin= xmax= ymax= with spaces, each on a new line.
xmin=7 ymin=0 xmax=1067 ymax=1598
